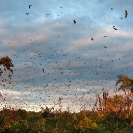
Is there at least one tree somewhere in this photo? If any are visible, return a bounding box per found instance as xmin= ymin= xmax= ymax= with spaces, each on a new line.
xmin=0 ymin=56 xmax=13 ymax=71
xmin=116 ymin=75 xmax=133 ymax=117
xmin=116 ymin=75 xmax=133 ymax=94
xmin=0 ymin=56 xmax=14 ymax=98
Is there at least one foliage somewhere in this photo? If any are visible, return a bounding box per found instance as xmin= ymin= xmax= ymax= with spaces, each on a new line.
xmin=116 ymin=75 xmax=133 ymax=92
xmin=1 ymin=58 xmax=133 ymax=133
xmin=0 ymin=56 xmax=14 ymax=75
xmin=0 ymin=105 xmax=133 ymax=133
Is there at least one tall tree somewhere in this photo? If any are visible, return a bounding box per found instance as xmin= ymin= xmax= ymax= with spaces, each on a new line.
xmin=0 ymin=56 xmax=14 ymax=98
xmin=0 ymin=56 xmax=14 ymax=74
xmin=116 ymin=75 xmax=133 ymax=95
xmin=116 ymin=75 xmax=133 ymax=117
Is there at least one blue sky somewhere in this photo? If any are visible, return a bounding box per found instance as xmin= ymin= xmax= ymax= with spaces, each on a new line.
xmin=0 ymin=0 xmax=133 ymax=112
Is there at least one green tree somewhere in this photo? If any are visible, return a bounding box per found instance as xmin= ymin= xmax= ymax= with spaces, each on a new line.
xmin=116 ymin=75 xmax=133 ymax=94
xmin=116 ymin=75 xmax=133 ymax=117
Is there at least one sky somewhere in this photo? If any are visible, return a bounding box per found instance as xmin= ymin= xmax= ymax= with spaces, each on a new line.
xmin=0 ymin=0 xmax=133 ymax=112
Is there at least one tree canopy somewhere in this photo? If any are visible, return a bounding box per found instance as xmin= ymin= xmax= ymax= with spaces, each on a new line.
xmin=0 ymin=56 xmax=14 ymax=75
xmin=116 ymin=75 xmax=133 ymax=92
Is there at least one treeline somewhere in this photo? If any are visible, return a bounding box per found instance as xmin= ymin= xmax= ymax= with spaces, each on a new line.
xmin=0 ymin=92 xmax=133 ymax=133
xmin=1 ymin=57 xmax=133 ymax=132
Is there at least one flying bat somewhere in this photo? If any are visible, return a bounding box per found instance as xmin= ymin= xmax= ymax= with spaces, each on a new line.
xmin=91 ymin=38 xmax=94 ymax=41
xmin=73 ymin=19 xmax=76 ymax=24
xmin=42 ymin=68 xmax=44 ymax=73
xmin=26 ymin=13 xmax=29 ymax=15
xmin=125 ymin=10 xmax=128 ymax=18
xmin=113 ymin=26 xmax=118 ymax=30
xmin=29 ymin=5 xmax=32 ymax=9
xmin=103 ymin=45 xmax=107 ymax=48
xmin=46 ymin=14 xmax=50 ymax=17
